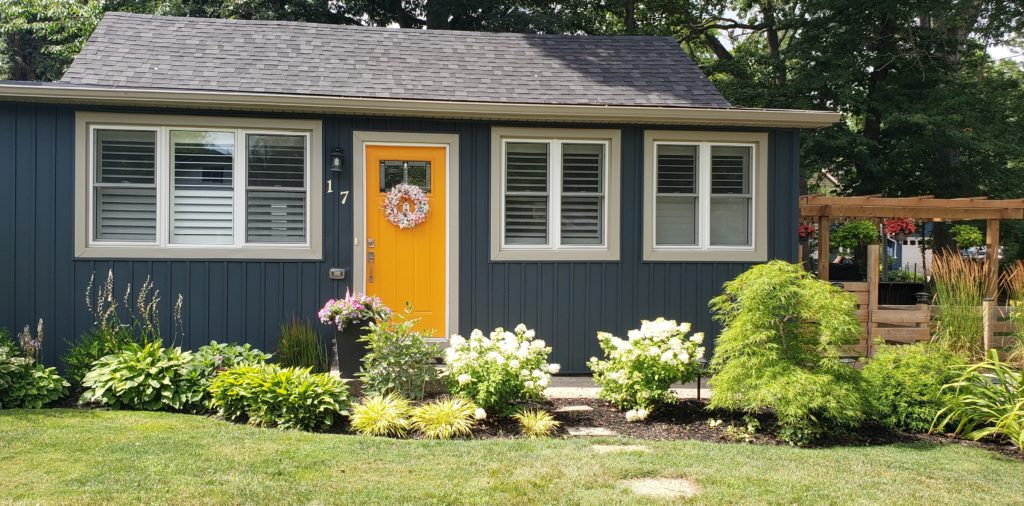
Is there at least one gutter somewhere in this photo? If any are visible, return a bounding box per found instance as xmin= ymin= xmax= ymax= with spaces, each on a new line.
xmin=0 ymin=83 xmax=842 ymax=129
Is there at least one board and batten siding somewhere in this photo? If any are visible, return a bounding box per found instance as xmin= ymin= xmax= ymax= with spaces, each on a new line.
xmin=0 ymin=101 xmax=799 ymax=373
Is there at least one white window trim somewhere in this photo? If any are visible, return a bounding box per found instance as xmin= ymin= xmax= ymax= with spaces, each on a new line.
xmin=75 ymin=112 xmax=323 ymax=260
xmin=490 ymin=127 xmax=621 ymax=262
xmin=643 ymin=130 xmax=768 ymax=262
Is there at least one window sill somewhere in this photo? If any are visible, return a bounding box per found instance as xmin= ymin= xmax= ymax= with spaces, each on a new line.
xmin=643 ymin=247 xmax=767 ymax=263
xmin=75 ymin=244 xmax=323 ymax=261
xmin=491 ymin=247 xmax=619 ymax=262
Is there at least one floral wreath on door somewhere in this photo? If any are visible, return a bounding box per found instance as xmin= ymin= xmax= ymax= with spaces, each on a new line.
xmin=384 ymin=183 xmax=430 ymax=229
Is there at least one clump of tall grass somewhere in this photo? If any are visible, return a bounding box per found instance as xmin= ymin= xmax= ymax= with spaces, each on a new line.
xmin=931 ymin=254 xmax=990 ymax=360
xmin=1000 ymin=261 xmax=1024 ymax=366
xmin=277 ymin=318 xmax=328 ymax=373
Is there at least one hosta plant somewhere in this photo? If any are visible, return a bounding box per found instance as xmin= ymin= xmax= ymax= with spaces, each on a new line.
xmin=410 ymin=396 xmax=478 ymax=440
xmin=588 ymin=318 xmax=705 ymax=417
xmin=513 ymin=408 xmax=560 ymax=438
xmin=186 ymin=341 xmax=270 ymax=408
xmin=80 ymin=342 xmax=202 ymax=411
xmin=934 ymin=350 xmax=1024 ymax=451
xmin=208 ymin=364 xmax=350 ymax=432
xmin=349 ymin=393 xmax=414 ymax=437
xmin=443 ymin=324 xmax=559 ymax=416
xmin=0 ymin=345 xmax=68 ymax=409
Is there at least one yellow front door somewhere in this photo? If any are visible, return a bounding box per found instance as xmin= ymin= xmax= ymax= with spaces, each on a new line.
xmin=364 ymin=145 xmax=446 ymax=336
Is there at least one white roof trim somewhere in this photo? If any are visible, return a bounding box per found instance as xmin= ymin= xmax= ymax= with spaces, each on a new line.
xmin=0 ymin=83 xmax=842 ymax=128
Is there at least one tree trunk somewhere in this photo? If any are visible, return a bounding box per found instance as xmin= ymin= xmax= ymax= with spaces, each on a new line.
xmin=624 ymin=0 xmax=637 ymax=35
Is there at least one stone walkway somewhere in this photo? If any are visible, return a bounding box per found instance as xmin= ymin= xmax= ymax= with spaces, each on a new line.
xmin=544 ymin=375 xmax=711 ymax=400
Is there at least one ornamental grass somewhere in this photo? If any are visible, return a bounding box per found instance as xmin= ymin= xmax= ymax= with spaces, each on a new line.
xmin=931 ymin=254 xmax=990 ymax=360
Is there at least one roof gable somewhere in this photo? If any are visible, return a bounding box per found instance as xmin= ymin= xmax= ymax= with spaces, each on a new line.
xmin=59 ymin=13 xmax=732 ymax=109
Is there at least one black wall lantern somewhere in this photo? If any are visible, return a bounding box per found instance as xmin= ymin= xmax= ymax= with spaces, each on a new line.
xmin=330 ymin=147 xmax=344 ymax=172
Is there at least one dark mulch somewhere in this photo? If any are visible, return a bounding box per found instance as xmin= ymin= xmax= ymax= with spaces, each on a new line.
xmin=468 ymin=397 xmax=1023 ymax=461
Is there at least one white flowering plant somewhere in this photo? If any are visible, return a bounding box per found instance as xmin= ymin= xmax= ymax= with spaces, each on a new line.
xmin=588 ymin=318 xmax=705 ymax=419
xmin=443 ymin=324 xmax=560 ymax=416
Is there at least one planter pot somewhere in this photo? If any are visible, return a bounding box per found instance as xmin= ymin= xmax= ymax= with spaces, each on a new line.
xmin=333 ymin=319 xmax=372 ymax=378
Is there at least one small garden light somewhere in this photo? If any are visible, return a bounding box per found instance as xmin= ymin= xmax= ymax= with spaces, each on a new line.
xmin=330 ymin=147 xmax=344 ymax=172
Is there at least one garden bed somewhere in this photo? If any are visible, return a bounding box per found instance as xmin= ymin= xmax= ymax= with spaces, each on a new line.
xmin=469 ymin=397 xmax=1024 ymax=460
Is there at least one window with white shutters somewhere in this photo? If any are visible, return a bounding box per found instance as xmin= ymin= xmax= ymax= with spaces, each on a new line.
xmin=170 ymin=130 xmax=235 ymax=245
xmin=643 ymin=131 xmax=764 ymax=262
xmin=500 ymin=138 xmax=612 ymax=252
xmin=93 ymin=129 xmax=158 ymax=242
xmin=246 ymin=134 xmax=307 ymax=243
xmin=81 ymin=115 xmax=319 ymax=259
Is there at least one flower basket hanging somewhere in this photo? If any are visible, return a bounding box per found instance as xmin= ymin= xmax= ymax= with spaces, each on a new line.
xmin=797 ymin=223 xmax=815 ymax=244
xmin=883 ymin=218 xmax=916 ymax=242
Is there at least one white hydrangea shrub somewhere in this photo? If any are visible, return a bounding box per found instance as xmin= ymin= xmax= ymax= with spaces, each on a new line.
xmin=588 ymin=318 xmax=705 ymax=418
xmin=443 ymin=324 xmax=559 ymax=416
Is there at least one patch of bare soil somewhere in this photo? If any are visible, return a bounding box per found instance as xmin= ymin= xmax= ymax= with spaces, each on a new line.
xmin=620 ymin=477 xmax=700 ymax=499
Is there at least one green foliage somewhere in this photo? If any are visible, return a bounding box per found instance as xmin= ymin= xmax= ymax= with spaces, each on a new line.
xmin=185 ymin=341 xmax=269 ymax=407
xmin=832 ymin=220 xmax=879 ymax=251
xmin=588 ymin=318 xmax=704 ymax=413
xmin=80 ymin=342 xmax=201 ymax=411
xmin=64 ymin=270 xmax=183 ymax=385
xmin=887 ymin=270 xmax=925 ymax=283
xmin=0 ymin=345 xmax=68 ymax=409
xmin=349 ymin=393 xmax=413 ymax=437
xmin=862 ymin=343 xmax=964 ymax=433
xmin=277 ymin=318 xmax=327 ymax=373
xmin=935 ymin=350 xmax=1024 ymax=451
xmin=444 ymin=325 xmax=557 ymax=416
xmin=208 ymin=364 xmax=350 ymax=432
xmin=931 ymin=254 xmax=988 ymax=360
xmin=358 ymin=309 xmax=437 ymax=399
xmin=709 ymin=261 xmax=869 ymax=445
xmin=512 ymin=408 xmax=560 ymax=438
xmin=410 ymin=396 xmax=478 ymax=440
xmin=950 ymin=225 xmax=984 ymax=250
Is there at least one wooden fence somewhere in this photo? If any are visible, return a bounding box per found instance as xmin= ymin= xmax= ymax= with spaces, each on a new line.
xmin=832 ymin=245 xmax=1019 ymax=359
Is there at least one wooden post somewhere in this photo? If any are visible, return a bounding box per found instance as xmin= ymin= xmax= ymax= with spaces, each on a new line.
xmin=982 ymin=298 xmax=994 ymax=353
xmin=798 ymin=242 xmax=805 ymax=270
xmin=985 ymin=219 xmax=1000 ymax=299
xmin=866 ymin=244 xmax=880 ymax=357
xmin=818 ymin=215 xmax=831 ymax=281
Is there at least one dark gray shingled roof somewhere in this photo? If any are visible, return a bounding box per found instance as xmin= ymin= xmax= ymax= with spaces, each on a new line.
xmin=59 ymin=13 xmax=732 ymax=108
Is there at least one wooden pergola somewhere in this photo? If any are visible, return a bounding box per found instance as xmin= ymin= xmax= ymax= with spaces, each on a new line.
xmin=799 ymin=195 xmax=1024 ymax=296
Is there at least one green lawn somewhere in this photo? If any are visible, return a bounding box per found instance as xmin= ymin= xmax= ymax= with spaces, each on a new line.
xmin=1 ymin=410 xmax=1022 ymax=505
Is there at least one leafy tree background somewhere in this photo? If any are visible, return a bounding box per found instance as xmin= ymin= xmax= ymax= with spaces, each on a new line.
xmin=2 ymin=0 xmax=1023 ymax=257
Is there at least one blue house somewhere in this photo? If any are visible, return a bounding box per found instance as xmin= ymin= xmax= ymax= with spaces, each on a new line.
xmin=0 ymin=13 xmax=838 ymax=372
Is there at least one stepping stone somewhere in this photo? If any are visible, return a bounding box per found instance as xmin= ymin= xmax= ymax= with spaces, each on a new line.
xmin=592 ymin=444 xmax=649 ymax=454
xmin=567 ymin=427 xmax=618 ymax=437
xmin=620 ymin=478 xmax=700 ymax=500
xmin=554 ymin=405 xmax=593 ymax=413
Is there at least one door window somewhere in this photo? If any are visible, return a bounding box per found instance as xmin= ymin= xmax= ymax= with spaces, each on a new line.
xmin=379 ymin=160 xmax=431 ymax=192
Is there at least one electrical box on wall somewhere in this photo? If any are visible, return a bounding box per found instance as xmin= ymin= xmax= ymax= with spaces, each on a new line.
xmin=328 ymin=268 xmax=346 ymax=280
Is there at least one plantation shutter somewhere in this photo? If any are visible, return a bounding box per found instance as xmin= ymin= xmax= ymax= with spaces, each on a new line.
xmin=504 ymin=142 xmax=549 ymax=245
xmin=560 ymin=143 xmax=604 ymax=245
xmin=655 ymin=144 xmax=698 ymax=246
xmin=93 ymin=129 xmax=158 ymax=241
xmin=246 ymin=134 xmax=307 ymax=243
xmin=710 ymin=146 xmax=752 ymax=246
xmin=170 ymin=130 xmax=235 ymax=245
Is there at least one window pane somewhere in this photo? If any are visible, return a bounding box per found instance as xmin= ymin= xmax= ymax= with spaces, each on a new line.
xmin=505 ymin=142 xmax=548 ymax=192
xmin=562 ymin=196 xmax=603 ymax=245
xmin=170 ymin=130 xmax=234 ymax=245
xmin=94 ymin=130 xmax=157 ymax=241
xmin=711 ymin=146 xmax=750 ymax=194
xmin=95 ymin=130 xmax=156 ymax=185
xmin=504 ymin=195 xmax=548 ymax=245
xmin=246 ymin=134 xmax=306 ymax=244
xmin=379 ymin=160 xmax=431 ymax=192
xmin=710 ymin=197 xmax=750 ymax=246
xmin=562 ymin=143 xmax=603 ymax=193
xmin=247 ymin=134 xmax=305 ymax=188
xmin=656 ymin=195 xmax=697 ymax=246
xmin=657 ymin=145 xmax=697 ymax=194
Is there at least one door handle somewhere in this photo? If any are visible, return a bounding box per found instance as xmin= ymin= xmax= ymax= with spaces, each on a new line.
xmin=367 ymin=252 xmax=375 ymax=283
